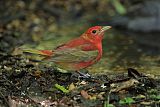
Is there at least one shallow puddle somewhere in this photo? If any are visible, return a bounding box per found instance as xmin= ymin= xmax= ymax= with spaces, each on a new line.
xmin=88 ymin=29 xmax=160 ymax=75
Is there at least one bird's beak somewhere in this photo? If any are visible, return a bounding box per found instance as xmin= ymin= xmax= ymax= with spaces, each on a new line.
xmin=100 ymin=26 xmax=112 ymax=33
xmin=98 ymin=26 xmax=111 ymax=38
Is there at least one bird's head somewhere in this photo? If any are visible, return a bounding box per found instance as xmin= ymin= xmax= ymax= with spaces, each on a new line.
xmin=82 ymin=26 xmax=111 ymax=44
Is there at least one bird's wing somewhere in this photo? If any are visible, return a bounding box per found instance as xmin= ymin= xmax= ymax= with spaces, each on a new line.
xmin=49 ymin=45 xmax=98 ymax=63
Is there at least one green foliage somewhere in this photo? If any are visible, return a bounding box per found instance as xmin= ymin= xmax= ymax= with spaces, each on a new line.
xmin=148 ymin=89 xmax=158 ymax=94
xmin=150 ymin=95 xmax=160 ymax=100
xmin=104 ymin=101 xmax=115 ymax=107
xmin=148 ymin=89 xmax=160 ymax=100
xmin=110 ymin=0 xmax=126 ymax=15
xmin=119 ymin=97 xmax=135 ymax=105
xmin=55 ymin=83 xmax=69 ymax=93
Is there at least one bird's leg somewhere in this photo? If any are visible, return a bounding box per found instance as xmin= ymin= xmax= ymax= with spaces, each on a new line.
xmin=76 ymin=70 xmax=91 ymax=78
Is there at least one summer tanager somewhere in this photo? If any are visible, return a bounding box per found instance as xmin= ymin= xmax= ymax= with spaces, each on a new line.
xmin=23 ymin=26 xmax=111 ymax=76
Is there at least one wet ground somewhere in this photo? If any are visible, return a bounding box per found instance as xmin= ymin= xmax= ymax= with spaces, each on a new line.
xmin=0 ymin=54 xmax=160 ymax=107
xmin=0 ymin=0 xmax=160 ymax=107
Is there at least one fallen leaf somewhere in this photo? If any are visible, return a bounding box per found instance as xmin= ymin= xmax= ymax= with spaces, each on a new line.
xmin=81 ymin=90 xmax=90 ymax=99
xmin=68 ymin=83 xmax=76 ymax=91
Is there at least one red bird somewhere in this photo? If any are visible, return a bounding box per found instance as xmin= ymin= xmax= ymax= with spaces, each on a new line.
xmin=23 ymin=26 xmax=111 ymax=76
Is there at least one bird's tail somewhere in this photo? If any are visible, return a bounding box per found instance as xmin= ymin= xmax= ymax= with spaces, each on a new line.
xmin=22 ymin=48 xmax=53 ymax=56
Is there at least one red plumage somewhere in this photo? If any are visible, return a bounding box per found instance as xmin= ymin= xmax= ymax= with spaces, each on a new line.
xmin=23 ymin=26 xmax=111 ymax=71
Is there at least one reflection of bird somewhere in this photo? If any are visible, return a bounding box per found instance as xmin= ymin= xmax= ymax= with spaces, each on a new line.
xmin=23 ymin=26 xmax=111 ymax=76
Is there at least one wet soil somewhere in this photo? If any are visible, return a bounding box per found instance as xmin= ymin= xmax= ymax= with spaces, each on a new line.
xmin=0 ymin=54 xmax=160 ymax=107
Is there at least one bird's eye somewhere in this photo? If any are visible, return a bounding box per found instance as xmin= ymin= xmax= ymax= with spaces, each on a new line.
xmin=92 ymin=30 xmax=97 ymax=34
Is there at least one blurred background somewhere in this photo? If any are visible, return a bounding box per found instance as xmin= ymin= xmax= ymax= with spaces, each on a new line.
xmin=0 ymin=0 xmax=160 ymax=75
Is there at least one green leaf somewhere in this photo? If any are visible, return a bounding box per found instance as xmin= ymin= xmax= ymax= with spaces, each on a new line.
xmin=150 ymin=94 xmax=160 ymax=100
xmin=111 ymin=0 xmax=126 ymax=15
xmin=56 ymin=67 xmax=69 ymax=73
xmin=156 ymin=95 xmax=160 ymax=100
xmin=119 ymin=97 xmax=135 ymax=105
xmin=55 ymin=83 xmax=69 ymax=93
xmin=104 ymin=101 xmax=115 ymax=107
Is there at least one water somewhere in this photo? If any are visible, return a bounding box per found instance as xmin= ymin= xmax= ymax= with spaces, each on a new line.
xmin=88 ymin=29 xmax=160 ymax=75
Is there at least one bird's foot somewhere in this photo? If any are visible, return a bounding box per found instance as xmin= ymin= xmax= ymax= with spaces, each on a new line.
xmin=79 ymin=73 xmax=91 ymax=79
xmin=71 ymin=71 xmax=92 ymax=79
xmin=76 ymin=71 xmax=91 ymax=79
